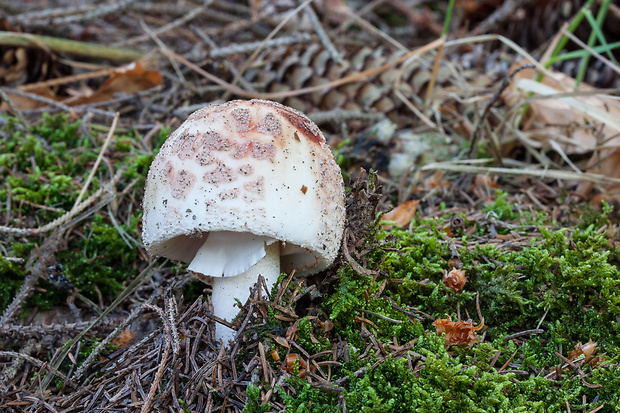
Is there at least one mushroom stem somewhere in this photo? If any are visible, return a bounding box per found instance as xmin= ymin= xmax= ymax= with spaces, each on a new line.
xmin=210 ymin=242 xmax=280 ymax=344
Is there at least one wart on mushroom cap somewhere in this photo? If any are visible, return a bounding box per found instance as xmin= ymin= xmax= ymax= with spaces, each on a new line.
xmin=142 ymin=99 xmax=346 ymax=343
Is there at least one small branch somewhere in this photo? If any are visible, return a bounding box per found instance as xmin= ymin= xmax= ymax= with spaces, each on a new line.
xmin=502 ymin=329 xmax=544 ymax=341
xmin=303 ymin=6 xmax=344 ymax=65
xmin=208 ymin=33 xmax=311 ymax=58
xmin=72 ymin=289 xmax=160 ymax=379
xmin=122 ymin=5 xmax=207 ymax=46
xmin=0 ymin=32 xmax=145 ymax=62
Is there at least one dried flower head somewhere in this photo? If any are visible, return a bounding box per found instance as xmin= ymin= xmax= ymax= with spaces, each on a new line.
xmin=442 ymin=268 xmax=467 ymax=292
xmin=433 ymin=315 xmax=484 ymax=347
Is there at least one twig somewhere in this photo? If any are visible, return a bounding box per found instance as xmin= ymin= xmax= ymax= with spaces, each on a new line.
xmin=2 ymin=86 xmax=75 ymax=114
xmin=0 ymin=319 xmax=120 ymax=338
xmin=15 ymin=0 xmax=136 ymax=25
xmin=421 ymin=160 xmax=620 ymax=185
xmin=208 ymin=33 xmax=311 ymax=58
xmin=303 ymin=6 xmax=344 ymax=65
xmin=468 ymin=0 xmax=537 ymax=36
xmin=0 ymin=168 xmax=122 ymax=236
xmin=0 ymin=350 xmax=76 ymax=387
xmin=122 ymin=5 xmax=208 ymax=46
xmin=141 ymin=337 xmax=171 ymax=413
xmin=0 ymin=274 xmax=38 ymax=326
xmin=307 ymin=109 xmax=384 ymax=125
xmin=467 ymin=64 xmax=535 ymax=159
xmin=72 ymin=288 xmax=161 ymax=379
xmin=340 ymin=6 xmax=407 ymax=52
xmin=41 ymin=259 xmax=161 ymax=390
xmin=0 ymin=31 xmax=145 ymax=62
xmin=0 ymin=339 xmax=39 ymax=383
xmin=560 ymin=28 xmax=620 ymax=77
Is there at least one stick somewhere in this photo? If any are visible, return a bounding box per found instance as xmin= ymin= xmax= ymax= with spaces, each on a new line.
xmin=0 ymin=32 xmax=145 ymax=62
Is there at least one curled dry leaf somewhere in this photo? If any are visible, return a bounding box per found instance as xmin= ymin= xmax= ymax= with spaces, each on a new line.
xmin=433 ymin=315 xmax=484 ymax=347
xmin=4 ymin=61 xmax=162 ymax=111
xmin=442 ymin=268 xmax=467 ymax=292
xmin=382 ymin=199 xmax=420 ymax=229
xmin=70 ymin=62 xmax=162 ymax=105
xmin=568 ymin=340 xmax=597 ymax=363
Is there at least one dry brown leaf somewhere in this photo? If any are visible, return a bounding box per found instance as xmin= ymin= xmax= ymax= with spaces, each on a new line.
xmin=442 ymin=268 xmax=467 ymax=292
xmin=3 ymin=61 xmax=162 ymax=111
xmin=382 ymin=199 xmax=420 ymax=229
xmin=502 ymin=61 xmax=620 ymax=200
xmin=433 ymin=315 xmax=483 ymax=347
xmin=70 ymin=62 xmax=162 ymax=105
xmin=273 ymin=335 xmax=290 ymax=348
xmin=568 ymin=340 xmax=597 ymax=363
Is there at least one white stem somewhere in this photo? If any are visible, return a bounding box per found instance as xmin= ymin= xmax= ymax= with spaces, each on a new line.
xmin=210 ymin=242 xmax=280 ymax=344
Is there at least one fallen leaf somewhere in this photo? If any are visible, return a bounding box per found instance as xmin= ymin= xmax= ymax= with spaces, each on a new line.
xmin=273 ymin=335 xmax=290 ymax=348
xmin=382 ymin=199 xmax=420 ymax=229
xmin=502 ymin=61 xmax=620 ymax=200
xmin=568 ymin=340 xmax=597 ymax=363
xmin=442 ymin=268 xmax=467 ymax=292
xmin=70 ymin=62 xmax=162 ymax=105
xmin=3 ymin=61 xmax=162 ymax=111
xmin=433 ymin=315 xmax=483 ymax=347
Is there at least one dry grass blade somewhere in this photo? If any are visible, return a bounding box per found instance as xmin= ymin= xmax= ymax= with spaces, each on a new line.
xmin=421 ymin=160 xmax=620 ymax=185
xmin=0 ymin=31 xmax=145 ymax=61
xmin=72 ymin=112 xmax=119 ymax=209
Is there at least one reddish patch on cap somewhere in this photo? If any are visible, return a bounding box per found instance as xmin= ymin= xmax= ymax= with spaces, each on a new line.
xmin=203 ymin=162 xmax=235 ymax=186
xmin=251 ymin=141 xmax=276 ymax=162
xmin=239 ymin=164 xmax=254 ymax=175
xmin=203 ymin=131 xmax=233 ymax=151
xmin=232 ymin=107 xmax=251 ymax=133
xmin=218 ymin=188 xmax=240 ymax=200
xmin=171 ymin=169 xmax=196 ymax=199
xmin=255 ymin=100 xmax=322 ymax=144
xmin=257 ymin=113 xmax=282 ymax=136
xmin=275 ymin=106 xmax=322 ymax=144
xmin=243 ymin=177 xmax=265 ymax=201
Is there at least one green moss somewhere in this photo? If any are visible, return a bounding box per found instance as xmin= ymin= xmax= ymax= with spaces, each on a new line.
xmin=281 ymin=377 xmax=341 ymax=413
xmin=243 ymin=383 xmax=272 ymax=413
xmin=0 ymin=257 xmax=26 ymax=310
xmin=281 ymin=202 xmax=620 ymax=411
xmin=0 ymin=114 xmax=169 ymax=312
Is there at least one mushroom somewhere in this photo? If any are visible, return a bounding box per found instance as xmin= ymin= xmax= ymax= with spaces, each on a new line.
xmin=141 ymin=99 xmax=345 ymax=343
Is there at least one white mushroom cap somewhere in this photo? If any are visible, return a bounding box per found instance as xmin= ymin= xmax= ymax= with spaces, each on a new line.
xmin=142 ymin=99 xmax=345 ymax=279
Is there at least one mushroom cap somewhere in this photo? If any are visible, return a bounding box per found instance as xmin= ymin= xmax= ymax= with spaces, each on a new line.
xmin=142 ymin=99 xmax=345 ymax=276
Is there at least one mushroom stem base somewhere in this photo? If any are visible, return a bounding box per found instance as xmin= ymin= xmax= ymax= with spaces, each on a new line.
xmin=210 ymin=242 xmax=280 ymax=344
